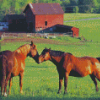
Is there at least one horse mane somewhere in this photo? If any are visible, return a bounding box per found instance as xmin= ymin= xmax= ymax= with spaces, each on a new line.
xmin=14 ymin=44 xmax=31 ymax=56
xmin=43 ymin=49 xmax=72 ymax=57
xmin=50 ymin=50 xmax=65 ymax=57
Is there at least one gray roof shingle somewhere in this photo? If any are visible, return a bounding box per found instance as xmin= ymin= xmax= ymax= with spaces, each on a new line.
xmin=23 ymin=3 xmax=64 ymax=15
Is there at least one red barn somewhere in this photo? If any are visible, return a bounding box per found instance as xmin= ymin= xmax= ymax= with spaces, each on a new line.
xmin=23 ymin=3 xmax=64 ymax=32
xmin=54 ymin=24 xmax=79 ymax=37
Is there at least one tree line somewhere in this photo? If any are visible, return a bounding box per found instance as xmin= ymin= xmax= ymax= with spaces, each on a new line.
xmin=0 ymin=0 xmax=100 ymax=21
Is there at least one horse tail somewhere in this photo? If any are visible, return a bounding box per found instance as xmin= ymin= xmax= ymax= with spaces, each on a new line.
xmin=1 ymin=55 xmax=7 ymax=95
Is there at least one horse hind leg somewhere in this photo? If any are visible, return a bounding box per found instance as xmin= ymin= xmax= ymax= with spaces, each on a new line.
xmin=4 ymin=72 xmax=11 ymax=97
xmin=1 ymin=55 xmax=7 ymax=96
xmin=19 ymin=72 xmax=24 ymax=94
xmin=90 ymin=74 xmax=98 ymax=92
xmin=1 ymin=75 xmax=5 ymax=96
xmin=8 ymin=77 xmax=12 ymax=95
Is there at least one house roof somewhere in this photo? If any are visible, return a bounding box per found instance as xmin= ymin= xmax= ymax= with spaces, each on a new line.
xmin=3 ymin=14 xmax=25 ymax=21
xmin=23 ymin=3 xmax=64 ymax=15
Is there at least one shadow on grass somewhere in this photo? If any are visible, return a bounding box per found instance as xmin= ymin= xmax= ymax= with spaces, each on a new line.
xmin=0 ymin=95 xmax=100 ymax=100
xmin=26 ymin=65 xmax=51 ymax=68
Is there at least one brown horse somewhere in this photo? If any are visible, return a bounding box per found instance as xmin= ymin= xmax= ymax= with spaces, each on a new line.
xmin=39 ymin=48 xmax=100 ymax=94
xmin=0 ymin=41 xmax=39 ymax=97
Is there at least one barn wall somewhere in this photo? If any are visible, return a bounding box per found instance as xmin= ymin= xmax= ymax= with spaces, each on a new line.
xmin=35 ymin=14 xmax=63 ymax=32
xmin=71 ymin=27 xmax=79 ymax=37
xmin=25 ymin=8 xmax=35 ymax=32
xmin=25 ymin=8 xmax=35 ymax=22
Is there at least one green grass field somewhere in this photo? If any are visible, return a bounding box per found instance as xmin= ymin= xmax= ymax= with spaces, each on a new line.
xmin=64 ymin=13 xmax=100 ymax=42
xmin=64 ymin=13 xmax=100 ymax=21
xmin=1 ymin=41 xmax=100 ymax=100
xmin=1 ymin=13 xmax=100 ymax=100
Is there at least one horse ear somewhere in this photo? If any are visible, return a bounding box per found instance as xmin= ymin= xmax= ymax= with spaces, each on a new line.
xmin=33 ymin=45 xmax=37 ymax=49
xmin=31 ymin=41 xmax=34 ymax=46
xmin=48 ymin=48 xmax=51 ymax=52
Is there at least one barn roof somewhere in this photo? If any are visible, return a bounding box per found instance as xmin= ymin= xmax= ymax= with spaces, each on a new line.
xmin=23 ymin=3 xmax=64 ymax=15
xmin=3 ymin=14 xmax=25 ymax=22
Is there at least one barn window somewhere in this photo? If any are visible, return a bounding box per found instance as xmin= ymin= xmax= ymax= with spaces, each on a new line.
xmin=45 ymin=21 xmax=47 ymax=26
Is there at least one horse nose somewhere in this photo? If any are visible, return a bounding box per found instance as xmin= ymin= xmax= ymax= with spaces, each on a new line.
xmin=38 ymin=60 xmax=41 ymax=64
xmin=38 ymin=58 xmax=42 ymax=64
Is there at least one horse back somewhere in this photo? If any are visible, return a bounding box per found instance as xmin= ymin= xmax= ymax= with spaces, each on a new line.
xmin=0 ymin=50 xmax=14 ymax=73
xmin=63 ymin=54 xmax=100 ymax=77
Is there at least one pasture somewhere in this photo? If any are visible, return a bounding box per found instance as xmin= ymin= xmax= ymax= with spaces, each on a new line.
xmin=64 ymin=13 xmax=100 ymax=42
xmin=1 ymin=13 xmax=100 ymax=100
xmin=1 ymin=41 xmax=100 ymax=100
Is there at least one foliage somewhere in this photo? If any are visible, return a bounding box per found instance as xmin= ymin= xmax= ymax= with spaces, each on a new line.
xmin=78 ymin=0 xmax=98 ymax=13
xmin=0 ymin=0 xmax=100 ymax=21
xmin=73 ymin=6 xmax=79 ymax=13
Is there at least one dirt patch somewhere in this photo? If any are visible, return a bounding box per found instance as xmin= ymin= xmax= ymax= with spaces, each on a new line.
xmin=1 ymin=37 xmax=85 ymax=46
xmin=1 ymin=38 xmax=61 ymax=45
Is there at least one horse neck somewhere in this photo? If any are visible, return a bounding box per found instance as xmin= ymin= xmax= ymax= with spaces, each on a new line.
xmin=14 ymin=44 xmax=30 ymax=60
xmin=50 ymin=55 xmax=63 ymax=66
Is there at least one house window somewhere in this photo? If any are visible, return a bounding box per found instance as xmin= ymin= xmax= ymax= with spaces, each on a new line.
xmin=45 ymin=21 xmax=47 ymax=26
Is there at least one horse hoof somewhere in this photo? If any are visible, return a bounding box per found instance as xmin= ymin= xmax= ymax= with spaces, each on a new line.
xmin=64 ymin=91 xmax=67 ymax=94
xmin=20 ymin=90 xmax=23 ymax=94
xmin=1 ymin=92 xmax=4 ymax=96
xmin=96 ymin=88 xmax=99 ymax=92
xmin=57 ymin=91 xmax=61 ymax=94
xmin=8 ymin=91 xmax=11 ymax=95
xmin=4 ymin=92 xmax=7 ymax=97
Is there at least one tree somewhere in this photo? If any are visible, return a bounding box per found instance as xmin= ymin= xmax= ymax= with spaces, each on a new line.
xmin=73 ymin=6 xmax=79 ymax=13
xmin=61 ymin=0 xmax=70 ymax=12
xmin=78 ymin=0 xmax=98 ymax=13
xmin=70 ymin=0 xmax=77 ymax=6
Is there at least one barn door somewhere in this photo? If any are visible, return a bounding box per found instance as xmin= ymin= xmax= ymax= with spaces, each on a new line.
xmin=29 ymin=22 xmax=33 ymax=32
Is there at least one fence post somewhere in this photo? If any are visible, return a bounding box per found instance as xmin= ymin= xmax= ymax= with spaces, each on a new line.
xmin=0 ymin=38 xmax=1 ymax=52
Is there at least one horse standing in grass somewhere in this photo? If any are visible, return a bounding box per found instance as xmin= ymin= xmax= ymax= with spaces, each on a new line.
xmin=39 ymin=48 xmax=100 ymax=94
xmin=0 ymin=41 xmax=39 ymax=97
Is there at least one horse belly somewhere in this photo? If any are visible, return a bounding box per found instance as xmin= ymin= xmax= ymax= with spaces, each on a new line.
xmin=12 ymin=69 xmax=20 ymax=76
xmin=69 ymin=70 xmax=82 ymax=77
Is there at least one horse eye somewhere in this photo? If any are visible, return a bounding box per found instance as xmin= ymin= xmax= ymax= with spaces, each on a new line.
xmin=43 ymin=55 xmax=45 ymax=58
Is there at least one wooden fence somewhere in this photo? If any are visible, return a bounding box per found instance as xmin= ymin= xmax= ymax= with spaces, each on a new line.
xmin=1 ymin=32 xmax=73 ymax=39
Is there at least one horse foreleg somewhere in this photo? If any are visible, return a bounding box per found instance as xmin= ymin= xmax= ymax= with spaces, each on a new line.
xmin=19 ymin=72 xmax=24 ymax=94
xmin=58 ymin=74 xmax=63 ymax=94
xmin=90 ymin=74 xmax=98 ymax=92
xmin=64 ymin=72 xmax=69 ymax=94
xmin=9 ymin=77 xmax=12 ymax=95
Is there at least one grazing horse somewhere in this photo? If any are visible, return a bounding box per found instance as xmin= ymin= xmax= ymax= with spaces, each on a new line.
xmin=0 ymin=41 xmax=39 ymax=97
xmin=39 ymin=48 xmax=100 ymax=94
